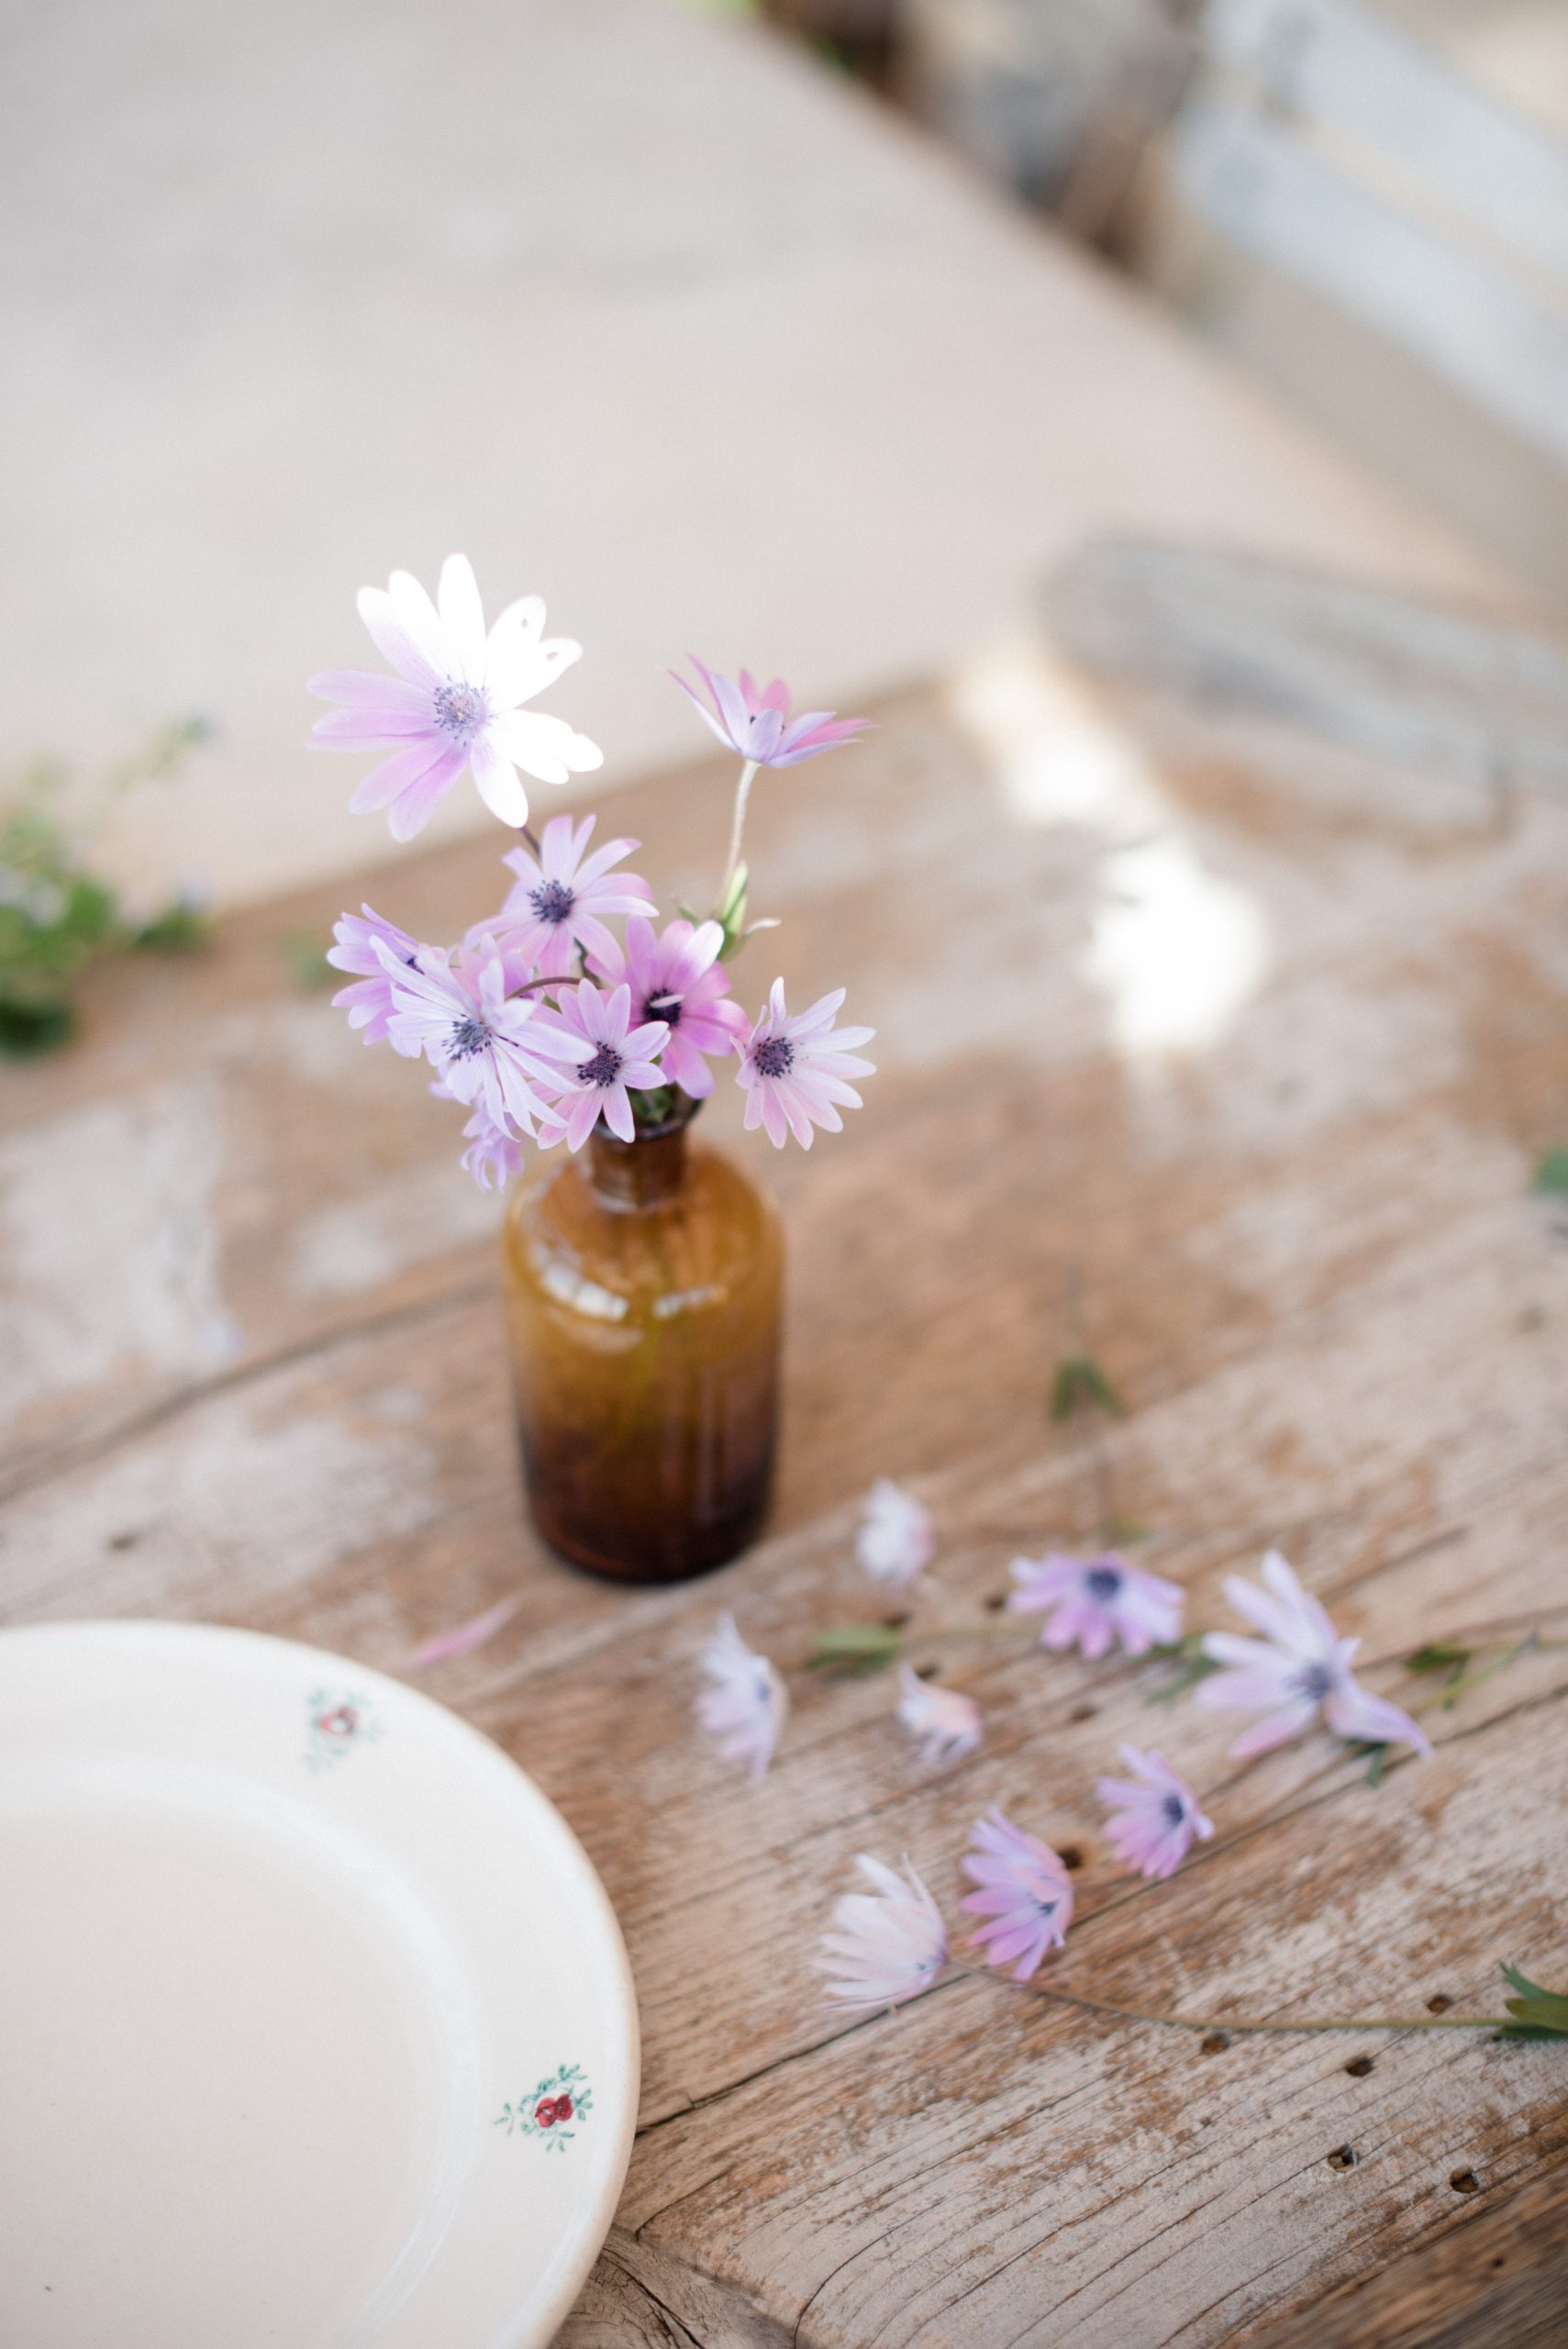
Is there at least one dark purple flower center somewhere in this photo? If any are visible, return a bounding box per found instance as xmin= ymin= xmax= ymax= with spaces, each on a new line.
xmin=529 ymin=878 xmax=575 ymax=925
xmin=1293 ymin=1662 xmax=1334 ymax=1701
xmin=1084 ymin=1564 xmax=1122 ymax=1602
xmin=432 ymin=680 xmax=488 ymax=744
xmin=577 ymin=1043 xmax=623 ymax=1089
xmin=1162 ymin=1793 xmax=1186 ymax=1825
xmin=752 ymin=1035 xmax=795 ymax=1079
xmin=447 ymin=1013 xmax=491 ymax=1060
xmin=645 ymin=989 xmax=682 ymax=1027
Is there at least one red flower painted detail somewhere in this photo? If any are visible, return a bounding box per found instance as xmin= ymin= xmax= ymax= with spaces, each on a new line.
xmin=495 ymin=2064 xmax=594 ymax=2150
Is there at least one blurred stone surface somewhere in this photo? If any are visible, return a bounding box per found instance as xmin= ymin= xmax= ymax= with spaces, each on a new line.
xmin=0 ymin=0 xmax=1509 ymax=906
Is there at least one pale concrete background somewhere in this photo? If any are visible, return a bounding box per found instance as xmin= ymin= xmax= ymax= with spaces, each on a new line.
xmin=0 ymin=0 xmax=1515 ymax=907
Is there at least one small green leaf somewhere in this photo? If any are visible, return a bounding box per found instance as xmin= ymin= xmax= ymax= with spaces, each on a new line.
xmin=1051 ymin=1354 xmax=1125 ymax=1422
xmin=1362 ymin=1742 xmax=1388 ymax=1789
xmin=280 ymin=928 xmax=337 ymax=990
xmin=715 ymin=863 xmax=752 ymax=962
xmin=131 ymin=901 xmax=207 ymax=953
xmin=1497 ymin=1963 xmax=1568 ymax=2038
xmin=1534 ymin=1148 xmax=1568 ymax=1197
xmin=1145 ymin=1634 xmax=1221 ymax=1704
xmin=807 ymin=1623 xmax=904 ymax=1675
xmin=1407 ymin=1642 xmax=1471 ymax=1676
xmin=0 ymin=994 xmax=75 ymax=1056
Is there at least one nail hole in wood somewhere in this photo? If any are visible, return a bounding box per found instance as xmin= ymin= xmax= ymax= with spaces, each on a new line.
xmin=108 ymin=1531 xmax=141 ymax=1552
xmin=1427 ymin=1994 xmax=1452 ymax=2014
xmin=1344 ymin=2055 xmax=1374 ymax=2077
xmin=984 ymin=1593 xmax=1008 ymax=1613
xmin=1058 ymin=1844 xmax=1084 ymax=1872
xmin=913 ymin=1661 xmax=938 ymax=1679
xmin=1069 ymin=1703 xmax=1096 ymax=1724
xmin=1326 ymin=2144 xmax=1358 ymax=2172
xmin=1200 ymin=2031 xmax=1230 ymax=2055
xmin=1451 ymin=2168 xmax=1480 ymax=2194
xmin=883 ymin=1611 xmax=911 ymax=1631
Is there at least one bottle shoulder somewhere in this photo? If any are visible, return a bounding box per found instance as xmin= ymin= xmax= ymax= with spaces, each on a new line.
xmin=504 ymin=1139 xmax=781 ymax=1314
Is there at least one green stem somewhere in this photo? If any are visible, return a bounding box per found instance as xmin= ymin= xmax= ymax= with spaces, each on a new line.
xmin=722 ymin=760 xmax=758 ymax=900
xmin=951 ymin=1963 xmax=1504 ymax=2037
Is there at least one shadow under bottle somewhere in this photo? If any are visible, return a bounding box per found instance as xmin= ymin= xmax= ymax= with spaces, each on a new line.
xmin=502 ymin=1120 xmax=783 ymax=1584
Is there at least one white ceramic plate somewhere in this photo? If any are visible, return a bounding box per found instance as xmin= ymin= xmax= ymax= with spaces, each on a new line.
xmin=0 ymin=1619 xmax=639 ymax=2349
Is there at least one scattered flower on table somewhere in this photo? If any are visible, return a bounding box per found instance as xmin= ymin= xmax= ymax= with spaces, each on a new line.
xmin=310 ymin=553 xmax=603 ymax=838
xmin=856 ymin=1477 xmax=936 ymax=1586
xmin=696 ymin=1614 xmax=789 ymax=1779
xmin=1095 ymin=1745 xmax=1214 ymax=1880
xmin=536 ymin=979 xmax=670 ymax=1150
xmin=819 ymin=1854 xmax=948 ymax=2012
xmin=738 ymin=979 xmax=876 ymax=1150
xmin=1198 ymin=1549 xmax=1433 ymax=1762
xmin=588 ymin=917 xmax=747 ymax=1098
xmin=895 ymin=1665 xmax=983 ymax=1765
xmin=491 ymin=813 xmax=654 ymax=980
xmin=961 ymin=1807 xmax=1074 ymax=1980
xmin=1006 ymin=1549 xmax=1184 ymax=1659
xmin=379 ymin=940 xmax=562 ymax=1136
xmin=327 ymin=904 xmax=427 ymax=1044
xmin=412 ymin=1594 xmax=520 ymax=1670
xmin=671 ymin=659 xmax=869 ymax=769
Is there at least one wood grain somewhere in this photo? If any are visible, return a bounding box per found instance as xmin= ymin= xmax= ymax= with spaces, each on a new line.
xmin=4 ymin=625 xmax=1568 ymax=2343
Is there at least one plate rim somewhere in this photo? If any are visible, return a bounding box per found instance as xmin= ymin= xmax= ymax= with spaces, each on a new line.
xmin=0 ymin=1613 xmax=640 ymax=2348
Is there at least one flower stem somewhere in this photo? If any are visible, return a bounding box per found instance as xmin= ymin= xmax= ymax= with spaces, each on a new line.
xmin=723 ymin=760 xmax=759 ymax=899
xmin=950 ymin=1962 xmax=1505 ymax=2036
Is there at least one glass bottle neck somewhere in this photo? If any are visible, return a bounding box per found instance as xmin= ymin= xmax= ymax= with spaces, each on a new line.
xmin=587 ymin=1122 xmax=689 ymax=1208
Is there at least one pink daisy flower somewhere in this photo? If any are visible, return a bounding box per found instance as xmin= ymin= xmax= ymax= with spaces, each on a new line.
xmin=379 ymin=940 xmax=558 ymax=1136
xmin=494 ymin=814 xmax=655 ymax=982
xmin=588 ymin=917 xmax=747 ymax=1098
xmin=895 ymin=1666 xmax=983 ymax=1765
xmin=1095 ymin=1745 xmax=1214 ymax=1881
xmin=308 ymin=553 xmax=602 ymax=841
xmin=737 ymin=980 xmax=875 ymax=1149
xmin=1198 ymin=1549 xmax=1433 ymax=1762
xmin=961 ymin=1808 xmax=1074 ymax=1982
xmin=672 ymin=659 xmax=869 ymax=768
xmin=856 ymin=1478 xmax=936 ymax=1587
xmin=1006 ymin=1550 xmax=1184 ymax=1660
xmin=534 ymin=980 xmax=669 ymax=1151
xmin=327 ymin=904 xmax=427 ymax=1045
xmin=695 ymin=1614 xmax=788 ymax=1779
xmin=819 ymin=1855 xmax=948 ymax=2013
xmin=457 ymin=1098 xmax=527 ymax=1192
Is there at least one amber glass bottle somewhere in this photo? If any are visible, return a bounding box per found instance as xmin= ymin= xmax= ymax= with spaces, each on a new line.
xmin=501 ymin=1120 xmax=783 ymax=1583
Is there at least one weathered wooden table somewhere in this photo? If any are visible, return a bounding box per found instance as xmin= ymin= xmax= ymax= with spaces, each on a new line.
xmin=6 ymin=558 xmax=1568 ymax=2345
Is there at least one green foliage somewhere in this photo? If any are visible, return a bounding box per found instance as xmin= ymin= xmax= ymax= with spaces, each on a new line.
xmin=279 ymin=928 xmax=339 ymax=992
xmin=1051 ymin=1353 xmax=1125 ymax=1422
xmin=1498 ymin=1963 xmax=1568 ymax=2039
xmin=0 ymin=724 xmax=209 ymax=1056
xmin=1533 ymin=1148 xmax=1568 ymax=1197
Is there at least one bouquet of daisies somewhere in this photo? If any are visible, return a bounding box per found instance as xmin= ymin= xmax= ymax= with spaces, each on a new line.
xmin=313 ymin=556 xmax=875 ymax=1184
